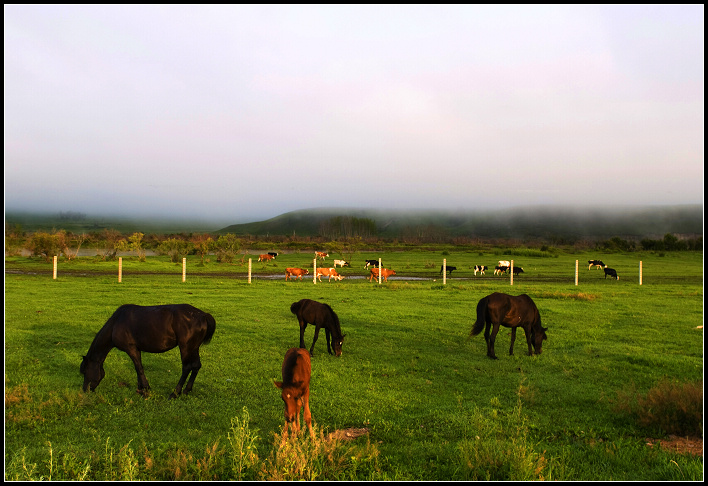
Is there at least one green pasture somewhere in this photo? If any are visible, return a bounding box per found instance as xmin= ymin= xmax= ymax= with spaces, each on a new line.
xmin=4 ymin=251 xmax=703 ymax=480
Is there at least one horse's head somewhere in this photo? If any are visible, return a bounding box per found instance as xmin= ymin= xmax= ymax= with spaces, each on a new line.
xmin=531 ymin=325 xmax=548 ymax=355
xmin=333 ymin=334 xmax=345 ymax=357
xmin=274 ymin=381 xmax=301 ymax=429
xmin=80 ymin=355 xmax=105 ymax=391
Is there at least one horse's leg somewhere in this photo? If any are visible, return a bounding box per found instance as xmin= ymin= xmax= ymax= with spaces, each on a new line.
xmin=325 ymin=328 xmax=332 ymax=355
xmin=125 ymin=348 xmax=151 ymax=395
xmin=509 ymin=327 xmax=517 ymax=355
xmin=309 ymin=324 xmax=321 ymax=356
xmin=299 ymin=321 xmax=308 ymax=349
xmin=487 ymin=323 xmax=500 ymax=359
xmin=483 ymin=322 xmax=491 ymax=351
xmin=523 ymin=327 xmax=534 ymax=356
xmin=182 ymin=348 xmax=203 ymax=396
xmin=170 ymin=347 xmax=202 ymax=399
xmin=295 ymin=398 xmax=302 ymax=433
xmin=303 ymin=389 xmax=313 ymax=438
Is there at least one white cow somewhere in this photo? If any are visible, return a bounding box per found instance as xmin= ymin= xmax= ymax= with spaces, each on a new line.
xmin=333 ymin=259 xmax=349 ymax=268
xmin=498 ymin=260 xmax=510 ymax=268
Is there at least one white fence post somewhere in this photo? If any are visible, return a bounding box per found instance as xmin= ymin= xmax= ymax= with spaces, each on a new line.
xmin=378 ymin=258 xmax=382 ymax=284
xmin=119 ymin=257 xmax=123 ymax=283
xmin=443 ymin=258 xmax=446 ymax=285
xmin=53 ymin=256 xmax=57 ymax=279
xmin=248 ymin=258 xmax=252 ymax=284
xmin=313 ymin=258 xmax=317 ymax=284
xmin=510 ymin=259 xmax=514 ymax=285
xmin=182 ymin=257 xmax=186 ymax=282
xmin=639 ymin=261 xmax=643 ymax=285
xmin=575 ymin=260 xmax=578 ymax=286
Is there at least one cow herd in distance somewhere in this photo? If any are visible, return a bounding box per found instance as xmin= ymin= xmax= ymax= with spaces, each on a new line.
xmin=268 ymin=251 xmax=622 ymax=283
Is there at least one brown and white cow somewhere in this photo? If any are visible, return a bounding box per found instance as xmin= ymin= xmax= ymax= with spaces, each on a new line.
xmin=315 ymin=251 xmax=329 ymax=260
xmin=285 ymin=268 xmax=309 ymax=281
xmin=494 ymin=265 xmax=509 ymax=276
xmin=258 ymin=254 xmax=274 ymax=262
xmin=316 ymin=267 xmax=343 ymax=282
xmin=274 ymin=347 xmax=313 ymax=437
xmin=368 ymin=267 xmax=396 ymax=282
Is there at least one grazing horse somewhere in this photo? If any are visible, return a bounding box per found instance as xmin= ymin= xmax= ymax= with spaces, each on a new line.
xmin=274 ymin=347 xmax=313 ymax=437
xmin=290 ymin=299 xmax=345 ymax=357
xmin=469 ymin=292 xmax=547 ymax=359
xmin=80 ymin=304 xmax=216 ymax=398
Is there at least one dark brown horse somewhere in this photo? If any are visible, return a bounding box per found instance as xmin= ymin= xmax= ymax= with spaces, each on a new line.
xmin=470 ymin=292 xmax=547 ymax=359
xmin=290 ymin=299 xmax=345 ymax=356
xmin=274 ymin=347 xmax=313 ymax=437
xmin=80 ymin=304 xmax=216 ymax=398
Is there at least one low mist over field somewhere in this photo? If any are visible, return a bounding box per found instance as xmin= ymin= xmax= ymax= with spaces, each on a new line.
xmin=217 ymin=205 xmax=703 ymax=239
xmin=6 ymin=204 xmax=702 ymax=241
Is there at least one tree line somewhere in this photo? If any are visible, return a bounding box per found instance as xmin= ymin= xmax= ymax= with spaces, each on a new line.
xmin=4 ymin=222 xmax=702 ymax=264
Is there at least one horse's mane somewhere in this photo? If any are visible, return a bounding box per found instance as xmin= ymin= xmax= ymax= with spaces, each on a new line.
xmin=324 ymin=304 xmax=343 ymax=338
xmin=84 ymin=312 xmax=117 ymax=361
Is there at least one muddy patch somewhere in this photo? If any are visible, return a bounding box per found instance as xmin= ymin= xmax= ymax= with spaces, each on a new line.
xmin=646 ymin=435 xmax=703 ymax=456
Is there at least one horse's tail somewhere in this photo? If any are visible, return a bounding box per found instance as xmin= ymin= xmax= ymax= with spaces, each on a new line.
xmin=202 ymin=313 xmax=216 ymax=345
xmin=470 ymin=296 xmax=488 ymax=337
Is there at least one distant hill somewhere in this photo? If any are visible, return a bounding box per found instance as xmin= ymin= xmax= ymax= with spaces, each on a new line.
xmin=217 ymin=205 xmax=703 ymax=240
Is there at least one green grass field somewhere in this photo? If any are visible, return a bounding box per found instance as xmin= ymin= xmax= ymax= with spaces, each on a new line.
xmin=4 ymin=250 xmax=703 ymax=480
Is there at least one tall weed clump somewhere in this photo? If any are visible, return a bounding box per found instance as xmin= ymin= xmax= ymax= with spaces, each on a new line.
xmin=612 ymin=378 xmax=703 ymax=437
xmin=227 ymin=407 xmax=260 ymax=480
xmin=458 ymin=388 xmax=548 ymax=481
xmin=260 ymin=426 xmax=381 ymax=480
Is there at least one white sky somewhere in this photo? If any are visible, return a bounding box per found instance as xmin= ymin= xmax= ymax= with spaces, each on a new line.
xmin=4 ymin=5 xmax=704 ymax=223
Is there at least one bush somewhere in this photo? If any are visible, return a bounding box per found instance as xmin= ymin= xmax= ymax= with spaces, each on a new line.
xmin=156 ymin=238 xmax=193 ymax=263
xmin=612 ymin=378 xmax=703 ymax=437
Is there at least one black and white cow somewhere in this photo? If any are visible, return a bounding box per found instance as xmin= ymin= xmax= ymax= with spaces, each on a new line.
xmin=474 ymin=265 xmax=488 ymax=276
xmin=268 ymin=252 xmax=279 ymax=258
xmin=588 ymin=260 xmax=606 ymax=270
xmin=440 ymin=265 xmax=457 ymax=275
xmin=364 ymin=259 xmax=380 ymax=269
xmin=604 ymin=267 xmax=619 ymax=280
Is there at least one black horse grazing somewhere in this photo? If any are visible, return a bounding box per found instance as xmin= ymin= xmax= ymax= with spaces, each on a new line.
xmin=470 ymin=292 xmax=547 ymax=359
xmin=80 ymin=304 xmax=216 ymax=398
xmin=290 ymin=299 xmax=345 ymax=357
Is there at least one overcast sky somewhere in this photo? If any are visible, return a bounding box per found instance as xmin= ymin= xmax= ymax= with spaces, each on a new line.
xmin=4 ymin=5 xmax=704 ymax=224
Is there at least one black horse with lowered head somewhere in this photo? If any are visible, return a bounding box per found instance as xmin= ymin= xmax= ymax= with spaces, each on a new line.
xmin=290 ymin=299 xmax=345 ymax=357
xmin=470 ymin=292 xmax=547 ymax=359
xmin=80 ymin=304 xmax=216 ymax=398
